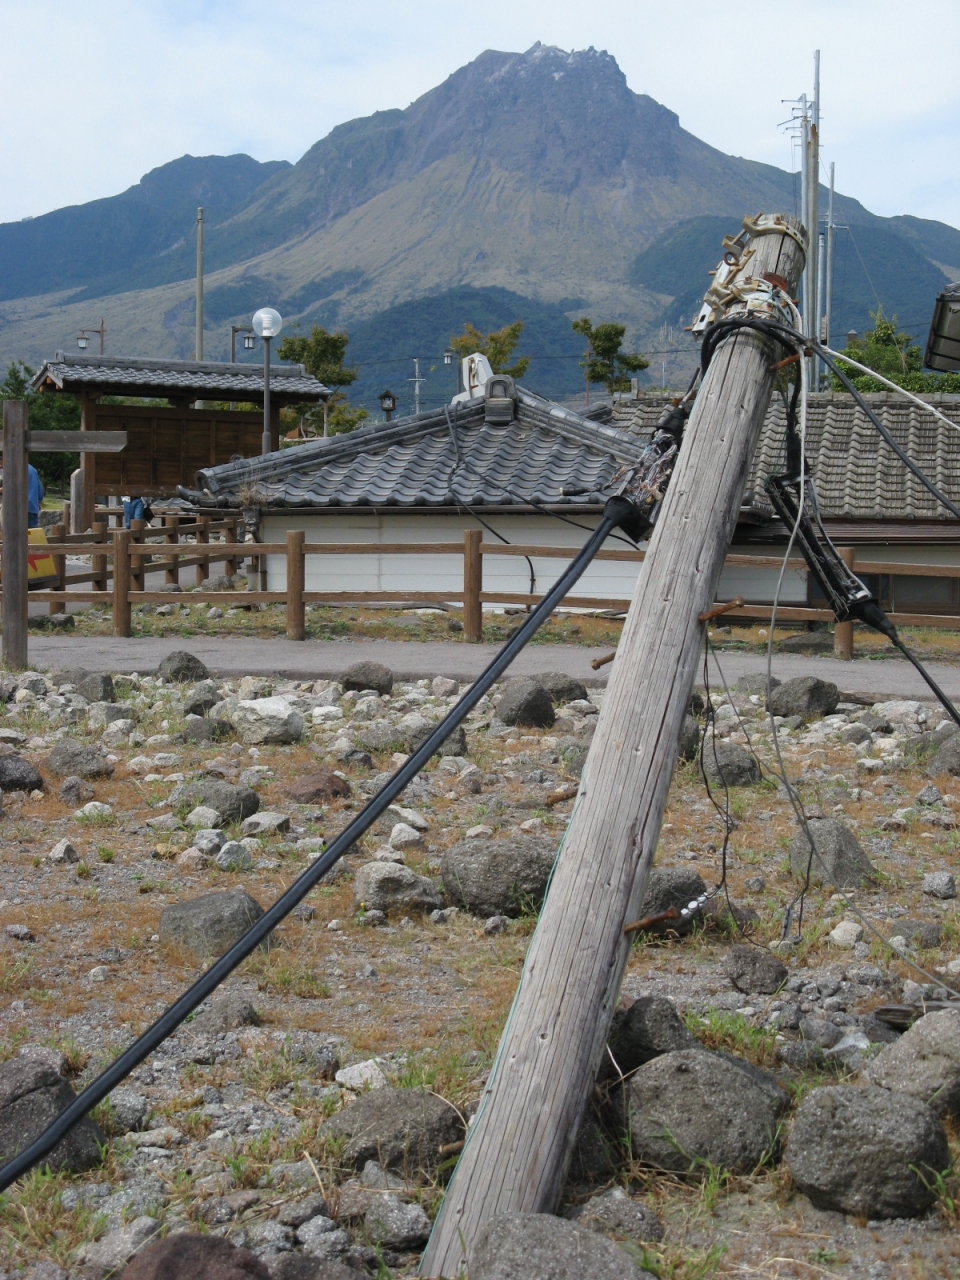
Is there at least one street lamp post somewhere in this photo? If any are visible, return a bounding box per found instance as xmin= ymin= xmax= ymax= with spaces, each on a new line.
xmin=230 ymin=325 xmax=255 ymax=362
xmin=252 ymin=308 xmax=283 ymax=455
xmin=378 ymin=389 xmax=397 ymax=422
xmin=444 ymin=348 xmax=461 ymax=395
xmin=77 ymin=319 xmax=105 ymax=355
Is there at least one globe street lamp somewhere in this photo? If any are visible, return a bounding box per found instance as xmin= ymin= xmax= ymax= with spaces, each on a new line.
xmin=252 ymin=308 xmax=282 ymax=455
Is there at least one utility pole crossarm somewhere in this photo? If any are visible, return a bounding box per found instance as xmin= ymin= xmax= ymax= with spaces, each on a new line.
xmin=421 ymin=214 xmax=805 ymax=1278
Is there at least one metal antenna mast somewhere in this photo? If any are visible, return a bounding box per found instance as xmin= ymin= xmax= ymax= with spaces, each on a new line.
xmin=408 ymin=357 xmax=424 ymax=415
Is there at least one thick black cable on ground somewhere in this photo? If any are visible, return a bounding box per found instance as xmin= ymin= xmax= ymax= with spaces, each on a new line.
xmin=0 ymin=506 xmax=634 ymax=1193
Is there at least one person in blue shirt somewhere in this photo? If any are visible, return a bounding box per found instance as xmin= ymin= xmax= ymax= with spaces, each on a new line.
xmin=27 ymin=464 xmax=43 ymax=529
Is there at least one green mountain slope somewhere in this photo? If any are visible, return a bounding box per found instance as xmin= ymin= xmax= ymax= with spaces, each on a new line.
xmin=0 ymin=154 xmax=289 ymax=302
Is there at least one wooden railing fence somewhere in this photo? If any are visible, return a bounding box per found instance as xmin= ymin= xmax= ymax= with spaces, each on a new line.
xmin=4 ymin=523 xmax=960 ymax=657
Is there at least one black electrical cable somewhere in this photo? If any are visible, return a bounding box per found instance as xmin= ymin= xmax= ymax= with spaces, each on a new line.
xmin=0 ymin=508 xmax=631 ymax=1193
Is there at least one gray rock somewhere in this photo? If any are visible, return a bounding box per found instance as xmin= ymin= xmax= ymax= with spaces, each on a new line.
xmin=701 ymin=738 xmax=760 ymax=787
xmin=77 ymin=672 xmax=115 ymax=703
xmin=678 ymin=714 xmax=700 ymax=762
xmin=109 ymin=1087 xmax=150 ymax=1132
xmin=79 ymin=1215 xmax=158 ymax=1270
xmin=157 ymin=650 xmax=210 ymax=682
xmin=438 ymin=723 xmax=468 ymax=756
xmin=0 ymin=1058 xmax=104 ymax=1173
xmin=57 ymin=775 xmax=94 ymax=806
xmin=922 ymin=871 xmax=957 ymax=899
xmin=628 ymin=1049 xmax=788 ymax=1174
xmin=568 ymin=1186 xmax=664 ymax=1243
xmin=788 ymin=818 xmax=877 ymax=887
xmin=353 ymin=862 xmax=442 ymax=915
xmin=840 ymin=722 xmax=872 ymax=745
xmin=119 ymin=1234 xmax=271 ymax=1280
xmin=736 ymin=674 xmax=780 ymax=697
xmin=724 ymin=945 xmax=787 ymax=995
xmin=268 ymin=1255 xmax=355 ymax=1280
xmin=634 ymin=867 xmax=708 ymax=936
xmin=234 ymin=697 xmax=304 ymax=745
xmin=536 ymin=672 xmax=589 ymax=705
xmin=170 ymin=778 xmax=259 ymax=822
xmin=341 ymin=662 xmax=394 ymax=696
xmin=441 ymin=836 xmax=557 ymax=918
xmin=0 ymin=754 xmax=43 ymax=792
xmin=605 ymin=996 xmax=697 ymax=1078
xmin=282 ymin=1032 xmax=340 ymax=1078
xmin=316 ymin=1087 xmax=463 ymax=1178
xmin=277 ymin=1192 xmax=330 ymax=1228
xmin=215 ymin=841 xmax=253 ymax=871
xmin=568 ymin=1109 xmax=623 ymax=1184
xmin=47 ymin=736 xmax=114 ymax=778
xmin=364 ymin=1194 xmax=431 ymax=1248
xmin=183 ymin=717 xmax=232 ymax=744
xmin=769 ymin=676 xmax=839 ymax=721
xmin=159 ymin=889 xmax=265 ymax=959
xmin=799 ymin=1016 xmax=843 ymax=1049
xmin=926 ymin=730 xmax=960 ymax=775
xmin=192 ymin=992 xmax=261 ymax=1037
xmin=470 ymin=1212 xmax=653 ymax=1280
xmin=785 ymin=1085 xmax=948 ymax=1219
xmin=497 ymin=679 xmax=555 ymax=729
xmin=356 ymin=720 xmax=404 ymax=753
xmin=240 ymin=811 xmax=291 ymax=836
xmin=906 ymin=723 xmax=960 ymax=765
xmin=863 ymin=1009 xmax=960 ymax=1119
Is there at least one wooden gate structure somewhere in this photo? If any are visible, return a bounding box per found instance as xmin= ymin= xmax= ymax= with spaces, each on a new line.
xmin=29 ymin=353 xmax=328 ymax=531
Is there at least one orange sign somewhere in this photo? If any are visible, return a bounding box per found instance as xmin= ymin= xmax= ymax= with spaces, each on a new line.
xmin=27 ymin=528 xmax=57 ymax=586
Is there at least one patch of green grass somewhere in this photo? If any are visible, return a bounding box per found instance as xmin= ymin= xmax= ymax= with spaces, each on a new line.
xmin=0 ymin=956 xmax=33 ymax=995
xmin=0 ymin=1168 xmax=108 ymax=1267
xmin=685 ymin=1010 xmax=778 ymax=1067
xmin=96 ymin=845 xmax=115 ymax=863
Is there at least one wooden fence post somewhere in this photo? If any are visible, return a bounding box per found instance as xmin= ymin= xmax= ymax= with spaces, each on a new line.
xmin=1 ymin=400 xmax=29 ymax=669
xmin=130 ymin=518 xmax=145 ymax=592
xmin=464 ymin=530 xmax=482 ymax=642
xmin=286 ymin=530 xmax=305 ymax=640
xmin=422 ymin=215 xmax=806 ymax=1276
xmin=834 ymin=547 xmax=856 ymax=660
xmin=48 ymin=523 xmax=65 ymax=615
xmin=113 ymin=529 xmax=132 ymax=637
xmin=61 ymin=500 xmax=71 ymax=533
xmin=92 ymin=522 xmax=107 ymax=592
xmin=224 ymin=518 xmax=238 ymax=578
xmin=196 ymin=516 xmax=210 ymax=585
xmin=164 ymin=515 xmax=180 ymax=586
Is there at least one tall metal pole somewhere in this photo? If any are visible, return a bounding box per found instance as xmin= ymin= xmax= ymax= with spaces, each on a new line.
xmin=799 ymin=95 xmax=810 ymax=335
xmin=825 ymin=161 xmax=836 ymax=353
xmin=808 ymin=52 xmax=820 ymax=342
xmin=98 ymin=317 xmax=105 ymax=356
xmin=421 ymin=215 xmax=806 ymax=1277
xmin=2 ymin=401 xmax=29 ymax=670
xmin=195 ymin=207 xmax=204 ymax=361
xmin=262 ymin=337 xmax=272 ymax=455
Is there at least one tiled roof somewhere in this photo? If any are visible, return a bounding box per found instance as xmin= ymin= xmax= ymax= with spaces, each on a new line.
xmin=186 ymin=390 xmax=646 ymax=509
xmin=31 ymin=354 xmax=328 ymax=404
xmin=613 ymin=391 xmax=960 ymax=522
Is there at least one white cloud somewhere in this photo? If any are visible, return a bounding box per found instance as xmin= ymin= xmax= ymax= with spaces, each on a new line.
xmin=1 ymin=0 xmax=957 ymax=227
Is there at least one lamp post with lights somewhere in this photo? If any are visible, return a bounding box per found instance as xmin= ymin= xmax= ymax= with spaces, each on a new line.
xmin=77 ymin=320 xmax=105 ymax=355
xmin=378 ymin=389 xmax=397 ymax=422
xmin=252 ymin=308 xmax=282 ymax=455
xmin=230 ymin=325 xmax=256 ymax=362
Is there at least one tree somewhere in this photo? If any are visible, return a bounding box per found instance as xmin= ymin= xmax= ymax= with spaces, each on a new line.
xmin=277 ymin=326 xmax=368 ymax=437
xmin=1 ymin=359 xmax=81 ymax=494
xmin=833 ymin=307 xmax=960 ymax=393
xmin=449 ymin=321 xmax=530 ymax=379
xmin=571 ymin=318 xmax=648 ymax=395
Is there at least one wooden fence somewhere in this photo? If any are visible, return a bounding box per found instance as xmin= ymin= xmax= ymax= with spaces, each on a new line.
xmin=6 ymin=521 xmax=960 ymax=656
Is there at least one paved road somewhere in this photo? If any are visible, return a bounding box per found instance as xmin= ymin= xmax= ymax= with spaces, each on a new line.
xmin=15 ymin=632 xmax=960 ymax=701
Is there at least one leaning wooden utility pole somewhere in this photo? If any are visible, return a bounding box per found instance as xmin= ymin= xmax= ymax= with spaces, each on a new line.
xmin=422 ymin=214 xmax=805 ymax=1277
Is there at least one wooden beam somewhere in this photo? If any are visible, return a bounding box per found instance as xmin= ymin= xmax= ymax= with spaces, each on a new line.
xmin=23 ymin=431 xmax=127 ymax=453
xmin=421 ymin=214 xmax=806 ymax=1276
xmin=1 ymin=401 xmax=29 ymax=669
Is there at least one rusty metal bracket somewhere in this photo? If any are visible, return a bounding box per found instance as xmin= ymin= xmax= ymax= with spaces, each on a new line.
xmin=699 ymin=595 xmax=745 ymax=624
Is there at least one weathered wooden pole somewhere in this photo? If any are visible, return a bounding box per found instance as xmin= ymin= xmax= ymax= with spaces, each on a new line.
xmin=286 ymin=529 xmax=306 ymax=640
xmin=422 ymin=215 xmax=805 ymax=1277
xmin=834 ymin=547 xmax=856 ymax=659
xmin=1 ymin=401 xmax=29 ymax=669
xmin=463 ymin=530 xmax=482 ymax=642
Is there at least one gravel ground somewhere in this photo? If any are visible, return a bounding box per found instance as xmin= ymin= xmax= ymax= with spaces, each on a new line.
xmin=2 ymin=660 xmax=960 ymax=1278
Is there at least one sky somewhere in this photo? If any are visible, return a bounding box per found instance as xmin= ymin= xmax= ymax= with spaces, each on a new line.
xmin=2 ymin=0 xmax=958 ymax=229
